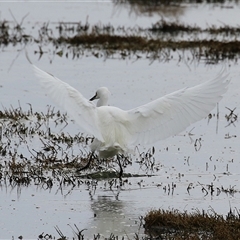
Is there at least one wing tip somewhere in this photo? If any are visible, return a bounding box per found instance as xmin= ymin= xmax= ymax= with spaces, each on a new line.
xmin=25 ymin=49 xmax=33 ymax=65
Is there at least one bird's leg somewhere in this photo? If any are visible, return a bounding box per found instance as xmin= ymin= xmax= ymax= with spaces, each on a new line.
xmin=117 ymin=154 xmax=123 ymax=182
xmin=77 ymin=152 xmax=94 ymax=172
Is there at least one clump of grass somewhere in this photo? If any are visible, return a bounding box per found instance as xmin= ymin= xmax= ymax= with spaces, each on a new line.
xmin=144 ymin=208 xmax=240 ymax=239
xmin=149 ymin=19 xmax=200 ymax=34
xmin=114 ymin=0 xmax=240 ymax=7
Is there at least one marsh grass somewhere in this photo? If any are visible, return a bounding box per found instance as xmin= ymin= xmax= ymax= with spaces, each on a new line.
xmin=2 ymin=18 xmax=240 ymax=62
xmin=144 ymin=208 xmax=240 ymax=239
xmin=0 ymin=104 xmax=159 ymax=193
xmin=0 ymin=103 xmax=237 ymax=197
xmin=49 ymin=21 xmax=240 ymax=63
xmin=18 ymin=208 xmax=240 ymax=239
xmin=0 ymin=101 xmax=238 ymax=239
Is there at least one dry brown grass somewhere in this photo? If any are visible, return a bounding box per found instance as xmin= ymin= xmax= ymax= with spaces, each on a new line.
xmin=144 ymin=208 xmax=240 ymax=239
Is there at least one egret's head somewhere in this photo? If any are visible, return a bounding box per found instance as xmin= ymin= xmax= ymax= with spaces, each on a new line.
xmin=90 ymin=87 xmax=111 ymax=107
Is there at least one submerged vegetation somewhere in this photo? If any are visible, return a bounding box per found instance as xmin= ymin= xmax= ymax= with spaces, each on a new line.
xmin=1 ymin=16 xmax=240 ymax=63
xmin=0 ymin=103 xmax=237 ymax=190
xmin=0 ymin=104 xmax=237 ymax=197
xmin=0 ymin=104 xmax=159 ymax=192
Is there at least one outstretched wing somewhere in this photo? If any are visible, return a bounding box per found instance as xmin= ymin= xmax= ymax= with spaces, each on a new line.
xmin=125 ymin=73 xmax=229 ymax=147
xmin=31 ymin=64 xmax=104 ymax=142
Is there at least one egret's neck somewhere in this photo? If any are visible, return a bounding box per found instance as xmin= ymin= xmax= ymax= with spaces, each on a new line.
xmin=97 ymin=97 xmax=108 ymax=107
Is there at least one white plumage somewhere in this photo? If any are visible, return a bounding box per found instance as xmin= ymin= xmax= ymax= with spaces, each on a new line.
xmin=31 ymin=63 xmax=229 ymax=159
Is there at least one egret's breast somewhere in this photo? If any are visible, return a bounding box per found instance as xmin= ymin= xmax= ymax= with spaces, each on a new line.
xmin=90 ymin=138 xmax=125 ymax=159
xmin=94 ymin=106 xmax=130 ymax=156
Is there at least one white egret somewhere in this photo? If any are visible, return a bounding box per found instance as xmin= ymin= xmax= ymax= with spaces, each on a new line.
xmin=29 ymin=62 xmax=229 ymax=159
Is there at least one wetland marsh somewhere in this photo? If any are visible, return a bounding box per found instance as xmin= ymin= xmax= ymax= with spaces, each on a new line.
xmin=0 ymin=1 xmax=240 ymax=239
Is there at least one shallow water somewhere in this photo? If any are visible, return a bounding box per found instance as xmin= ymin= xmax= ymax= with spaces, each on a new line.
xmin=1 ymin=1 xmax=240 ymax=239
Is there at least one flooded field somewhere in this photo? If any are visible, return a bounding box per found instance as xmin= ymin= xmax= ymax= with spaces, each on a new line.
xmin=1 ymin=1 xmax=240 ymax=239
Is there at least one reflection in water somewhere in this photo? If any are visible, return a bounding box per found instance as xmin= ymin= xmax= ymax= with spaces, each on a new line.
xmin=89 ymin=195 xmax=141 ymax=237
xmin=113 ymin=1 xmax=186 ymax=18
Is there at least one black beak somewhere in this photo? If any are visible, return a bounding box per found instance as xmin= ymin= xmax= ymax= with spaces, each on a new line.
xmin=90 ymin=93 xmax=97 ymax=101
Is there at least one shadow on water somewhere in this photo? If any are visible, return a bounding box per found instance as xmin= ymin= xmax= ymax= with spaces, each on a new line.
xmin=113 ymin=0 xmax=187 ymax=17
